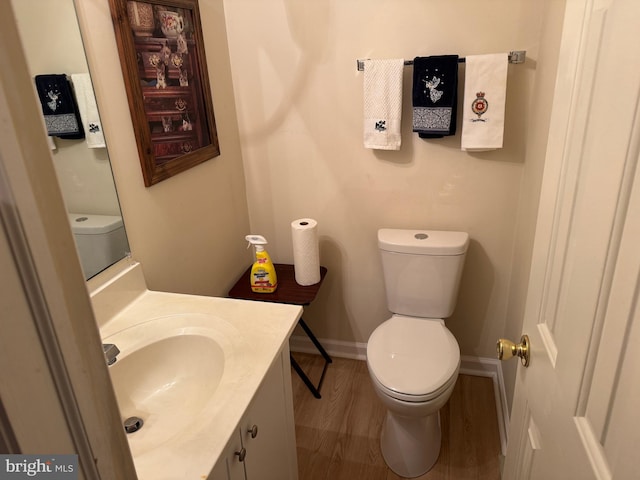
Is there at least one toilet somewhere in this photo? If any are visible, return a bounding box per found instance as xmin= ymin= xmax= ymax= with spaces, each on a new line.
xmin=366 ymin=228 xmax=469 ymax=477
xmin=68 ymin=213 xmax=128 ymax=279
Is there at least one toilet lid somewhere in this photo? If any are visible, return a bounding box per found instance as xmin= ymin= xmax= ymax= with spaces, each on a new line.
xmin=367 ymin=316 xmax=460 ymax=399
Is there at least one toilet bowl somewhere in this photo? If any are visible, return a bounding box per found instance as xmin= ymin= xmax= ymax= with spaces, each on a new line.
xmin=367 ymin=229 xmax=468 ymax=478
xmin=367 ymin=315 xmax=460 ymax=476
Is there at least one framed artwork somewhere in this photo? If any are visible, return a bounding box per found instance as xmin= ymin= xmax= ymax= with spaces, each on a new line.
xmin=108 ymin=0 xmax=220 ymax=186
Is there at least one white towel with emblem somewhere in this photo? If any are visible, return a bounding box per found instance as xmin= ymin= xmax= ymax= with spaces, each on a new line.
xmin=363 ymin=59 xmax=404 ymax=150
xmin=71 ymin=73 xmax=106 ymax=149
xmin=461 ymin=53 xmax=508 ymax=151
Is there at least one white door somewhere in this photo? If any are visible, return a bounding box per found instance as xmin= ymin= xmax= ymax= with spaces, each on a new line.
xmin=503 ymin=0 xmax=640 ymax=478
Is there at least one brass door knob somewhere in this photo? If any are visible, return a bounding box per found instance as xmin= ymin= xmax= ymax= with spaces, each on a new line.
xmin=496 ymin=334 xmax=530 ymax=367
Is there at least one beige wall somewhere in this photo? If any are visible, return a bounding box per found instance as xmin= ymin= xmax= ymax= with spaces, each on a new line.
xmin=69 ymin=0 xmax=564 ymax=405
xmin=74 ymin=0 xmax=251 ymax=296
xmin=223 ymin=0 xmax=565 ymax=364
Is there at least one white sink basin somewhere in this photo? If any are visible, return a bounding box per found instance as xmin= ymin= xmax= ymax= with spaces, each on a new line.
xmin=102 ymin=313 xmax=246 ymax=457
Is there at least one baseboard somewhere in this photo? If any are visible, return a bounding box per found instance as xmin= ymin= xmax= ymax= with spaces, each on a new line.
xmin=289 ymin=334 xmax=367 ymax=360
xmin=459 ymin=355 xmax=510 ymax=456
xmin=289 ymin=336 xmax=509 ymax=455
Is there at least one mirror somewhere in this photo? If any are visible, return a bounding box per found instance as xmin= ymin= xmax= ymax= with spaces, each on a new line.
xmin=12 ymin=0 xmax=131 ymax=280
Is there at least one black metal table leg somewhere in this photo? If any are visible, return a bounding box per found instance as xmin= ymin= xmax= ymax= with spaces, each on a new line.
xmin=298 ymin=318 xmax=333 ymax=364
xmin=290 ymin=317 xmax=332 ymax=399
xmin=290 ymin=354 xmax=322 ymax=399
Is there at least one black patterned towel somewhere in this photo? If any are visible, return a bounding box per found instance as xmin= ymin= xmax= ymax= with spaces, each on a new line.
xmin=412 ymin=55 xmax=459 ymax=138
xmin=34 ymin=74 xmax=84 ymax=139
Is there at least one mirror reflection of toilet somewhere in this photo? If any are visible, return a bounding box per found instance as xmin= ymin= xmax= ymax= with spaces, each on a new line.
xmin=68 ymin=213 xmax=128 ymax=280
xmin=366 ymin=228 xmax=469 ymax=478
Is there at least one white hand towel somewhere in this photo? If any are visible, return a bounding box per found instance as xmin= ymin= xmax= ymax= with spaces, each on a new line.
xmin=70 ymin=73 xmax=106 ymax=149
xmin=461 ymin=53 xmax=508 ymax=151
xmin=363 ymin=59 xmax=404 ymax=150
xmin=46 ymin=135 xmax=57 ymax=151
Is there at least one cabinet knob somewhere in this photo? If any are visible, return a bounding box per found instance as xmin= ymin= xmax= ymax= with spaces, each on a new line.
xmin=235 ymin=447 xmax=246 ymax=462
xmin=248 ymin=424 xmax=258 ymax=439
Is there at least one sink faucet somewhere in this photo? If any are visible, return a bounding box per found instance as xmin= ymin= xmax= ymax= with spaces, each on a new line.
xmin=103 ymin=343 xmax=120 ymax=366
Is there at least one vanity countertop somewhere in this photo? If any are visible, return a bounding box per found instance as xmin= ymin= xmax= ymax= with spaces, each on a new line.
xmin=93 ymin=262 xmax=302 ymax=479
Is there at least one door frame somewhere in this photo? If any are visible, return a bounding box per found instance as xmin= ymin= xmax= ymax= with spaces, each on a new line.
xmin=0 ymin=5 xmax=137 ymax=478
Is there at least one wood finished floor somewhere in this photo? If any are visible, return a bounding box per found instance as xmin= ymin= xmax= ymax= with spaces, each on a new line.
xmin=291 ymin=353 xmax=501 ymax=480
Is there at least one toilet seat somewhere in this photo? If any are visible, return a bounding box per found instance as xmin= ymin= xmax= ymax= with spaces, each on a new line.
xmin=367 ymin=315 xmax=460 ymax=402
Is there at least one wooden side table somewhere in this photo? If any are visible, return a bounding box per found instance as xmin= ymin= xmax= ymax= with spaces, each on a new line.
xmin=228 ymin=264 xmax=332 ymax=399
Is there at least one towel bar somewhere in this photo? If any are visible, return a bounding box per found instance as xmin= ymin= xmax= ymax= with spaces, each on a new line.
xmin=356 ymin=50 xmax=526 ymax=71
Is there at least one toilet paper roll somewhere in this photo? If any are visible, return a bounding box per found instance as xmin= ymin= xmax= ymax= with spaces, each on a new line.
xmin=291 ymin=218 xmax=320 ymax=286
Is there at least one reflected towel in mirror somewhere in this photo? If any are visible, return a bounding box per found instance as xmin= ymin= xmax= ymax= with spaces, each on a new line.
xmin=71 ymin=73 xmax=106 ymax=149
xmin=34 ymin=74 xmax=84 ymax=139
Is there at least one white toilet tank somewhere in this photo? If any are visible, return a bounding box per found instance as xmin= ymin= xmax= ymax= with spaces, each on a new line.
xmin=378 ymin=229 xmax=469 ymax=319
xmin=68 ymin=213 xmax=128 ymax=279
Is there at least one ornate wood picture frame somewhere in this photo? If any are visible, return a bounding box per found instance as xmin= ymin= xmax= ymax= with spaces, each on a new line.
xmin=108 ymin=0 xmax=220 ymax=187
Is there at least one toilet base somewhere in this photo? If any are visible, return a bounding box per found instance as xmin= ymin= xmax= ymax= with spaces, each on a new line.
xmin=380 ymin=410 xmax=441 ymax=478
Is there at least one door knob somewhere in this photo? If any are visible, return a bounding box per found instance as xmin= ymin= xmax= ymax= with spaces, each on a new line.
xmin=496 ymin=334 xmax=530 ymax=367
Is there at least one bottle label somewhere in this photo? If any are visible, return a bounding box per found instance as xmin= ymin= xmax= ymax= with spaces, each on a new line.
xmin=251 ymin=268 xmax=276 ymax=291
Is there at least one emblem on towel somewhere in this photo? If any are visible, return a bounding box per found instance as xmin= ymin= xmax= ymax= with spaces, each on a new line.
xmin=46 ymin=89 xmax=61 ymax=112
xmin=375 ymin=120 xmax=387 ymax=131
xmin=423 ymin=76 xmax=444 ymax=103
xmin=471 ymin=92 xmax=488 ymax=121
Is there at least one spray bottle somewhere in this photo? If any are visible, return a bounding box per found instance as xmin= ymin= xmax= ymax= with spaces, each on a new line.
xmin=245 ymin=235 xmax=278 ymax=293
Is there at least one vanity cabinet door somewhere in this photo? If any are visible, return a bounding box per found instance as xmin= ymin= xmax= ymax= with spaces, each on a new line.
xmin=209 ymin=431 xmax=246 ymax=480
xmin=242 ymin=349 xmax=298 ymax=480
xmin=209 ymin=348 xmax=298 ymax=480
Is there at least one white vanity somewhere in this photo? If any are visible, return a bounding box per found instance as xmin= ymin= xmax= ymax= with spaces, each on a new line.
xmin=91 ymin=261 xmax=302 ymax=480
